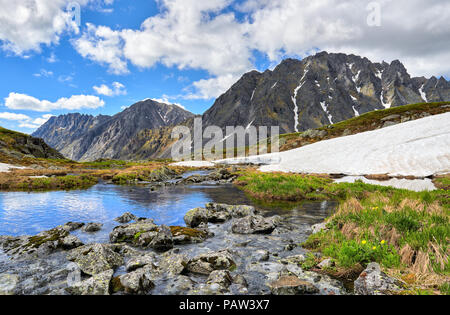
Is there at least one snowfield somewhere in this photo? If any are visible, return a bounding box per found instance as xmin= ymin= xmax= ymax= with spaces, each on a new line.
xmin=217 ymin=113 xmax=450 ymax=177
xmin=0 ymin=163 xmax=27 ymax=173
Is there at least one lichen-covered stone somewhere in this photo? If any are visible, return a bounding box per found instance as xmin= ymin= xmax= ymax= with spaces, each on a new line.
xmin=109 ymin=219 xmax=158 ymax=244
xmin=0 ymin=274 xmax=19 ymax=295
xmin=207 ymin=270 xmax=233 ymax=288
xmin=66 ymin=269 xmax=113 ymax=296
xmin=119 ymin=267 xmax=155 ymax=294
xmin=354 ymin=263 xmax=403 ymax=295
xmin=150 ymin=225 xmax=173 ymax=252
xmin=184 ymin=207 xmax=209 ymax=228
xmin=269 ymin=275 xmax=319 ymax=295
xmin=125 ymin=253 xmax=157 ymax=272
xmin=231 ymin=215 xmax=278 ymax=235
xmin=67 ymin=244 xmax=123 ymax=276
xmin=187 ymin=250 xmax=236 ymax=275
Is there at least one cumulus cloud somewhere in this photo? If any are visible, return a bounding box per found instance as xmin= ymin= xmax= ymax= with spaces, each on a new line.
xmin=4 ymin=92 xmax=105 ymax=112
xmin=0 ymin=112 xmax=31 ymax=121
xmin=0 ymin=0 xmax=91 ymax=55
xmin=93 ymin=81 xmax=127 ymax=96
xmin=71 ymin=0 xmax=450 ymax=99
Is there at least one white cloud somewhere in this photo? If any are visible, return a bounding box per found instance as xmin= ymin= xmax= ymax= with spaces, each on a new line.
xmin=33 ymin=69 xmax=54 ymax=78
xmin=72 ymin=0 xmax=450 ymax=99
xmin=151 ymin=97 xmax=186 ymax=110
xmin=0 ymin=0 xmax=93 ymax=55
xmin=18 ymin=122 xmax=41 ymax=129
xmin=0 ymin=112 xmax=31 ymax=121
xmin=93 ymin=81 xmax=127 ymax=96
xmin=73 ymin=23 xmax=128 ymax=74
xmin=4 ymin=92 xmax=105 ymax=112
xmin=184 ymin=74 xmax=240 ymax=100
xmin=32 ymin=114 xmax=54 ymax=125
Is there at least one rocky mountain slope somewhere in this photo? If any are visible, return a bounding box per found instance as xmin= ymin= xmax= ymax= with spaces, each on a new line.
xmin=0 ymin=126 xmax=64 ymax=163
xmin=204 ymin=51 xmax=450 ymax=133
xmin=33 ymin=99 xmax=194 ymax=161
xmin=33 ymin=52 xmax=450 ymax=161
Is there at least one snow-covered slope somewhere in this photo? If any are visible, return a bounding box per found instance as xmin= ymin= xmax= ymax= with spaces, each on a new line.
xmin=217 ymin=113 xmax=450 ymax=177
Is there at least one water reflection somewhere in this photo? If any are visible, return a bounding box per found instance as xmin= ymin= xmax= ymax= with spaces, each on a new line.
xmin=0 ymin=183 xmax=336 ymax=238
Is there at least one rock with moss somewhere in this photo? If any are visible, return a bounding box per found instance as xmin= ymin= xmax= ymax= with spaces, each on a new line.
xmin=187 ymin=250 xmax=236 ymax=275
xmin=109 ymin=219 xmax=158 ymax=244
xmin=66 ymin=269 xmax=113 ymax=296
xmin=231 ymin=215 xmax=278 ymax=235
xmin=354 ymin=263 xmax=403 ymax=295
xmin=67 ymin=244 xmax=123 ymax=276
xmin=0 ymin=228 xmax=83 ymax=260
xmin=170 ymin=226 xmax=207 ymax=245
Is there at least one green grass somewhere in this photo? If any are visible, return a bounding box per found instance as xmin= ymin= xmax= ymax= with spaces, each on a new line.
xmin=235 ymin=171 xmax=450 ymax=292
xmin=235 ymin=172 xmax=332 ymax=201
xmin=10 ymin=175 xmax=98 ymax=191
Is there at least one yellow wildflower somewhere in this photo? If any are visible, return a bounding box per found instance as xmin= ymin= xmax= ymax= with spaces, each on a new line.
xmin=373 ymin=246 xmax=377 ymax=250
xmin=362 ymin=240 xmax=367 ymax=245
xmin=381 ymin=240 xmax=386 ymax=245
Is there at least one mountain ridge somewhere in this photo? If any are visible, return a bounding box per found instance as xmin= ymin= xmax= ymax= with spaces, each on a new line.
xmin=33 ymin=51 xmax=450 ymax=161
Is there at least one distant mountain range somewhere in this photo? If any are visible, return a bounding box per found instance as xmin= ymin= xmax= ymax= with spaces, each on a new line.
xmin=33 ymin=99 xmax=194 ymax=161
xmin=33 ymin=51 xmax=450 ymax=161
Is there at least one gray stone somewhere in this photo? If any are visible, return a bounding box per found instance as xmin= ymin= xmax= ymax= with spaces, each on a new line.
xmin=82 ymin=223 xmax=103 ymax=233
xmin=60 ymin=222 xmax=85 ymax=232
xmin=115 ymin=212 xmax=138 ymax=224
xmin=318 ymin=259 xmax=334 ymax=269
xmin=207 ymin=270 xmax=233 ymax=288
xmin=253 ymin=250 xmax=270 ymax=262
xmin=0 ymin=274 xmax=19 ymax=295
xmin=66 ymin=269 xmax=113 ymax=295
xmin=109 ymin=219 xmax=158 ymax=244
xmin=184 ymin=207 xmax=209 ymax=228
xmin=125 ymin=254 xmax=156 ymax=272
xmin=381 ymin=114 xmax=401 ymax=121
xmin=164 ymin=275 xmax=195 ymax=295
xmin=311 ymin=222 xmax=327 ymax=234
xmin=187 ymin=250 xmax=236 ymax=275
xmin=119 ymin=267 xmax=155 ymax=294
xmin=150 ymin=225 xmax=173 ymax=252
xmin=269 ymin=275 xmax=319 ymax=295
xmin=354 ymin=263 xmax=403 ymax=295
xmin=231 ymin=215 xmax=278 ymax=235
xmin=67 ymin=244 xmax=124 ymax=276
xmin=159 ymin=250 xmax=189 ymax=276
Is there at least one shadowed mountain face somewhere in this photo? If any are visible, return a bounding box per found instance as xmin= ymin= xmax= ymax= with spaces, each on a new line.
xmin=203 ymin=52 xmax=450 ymax=134
xmin=33 ymin=99 xmax=194 ymax=161
xmin=33 ymin=52 xmax=450 ymax=161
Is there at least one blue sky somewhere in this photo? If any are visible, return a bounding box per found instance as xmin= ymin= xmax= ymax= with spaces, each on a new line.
xmin=0 ymin=0 xmax=449 ymax=134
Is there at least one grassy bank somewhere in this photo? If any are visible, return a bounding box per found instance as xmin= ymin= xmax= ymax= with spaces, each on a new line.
xmin=235 ymin=171 xmax=450 ymax=294
xmin=0 ymin=174 xmax=98 ymax=191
